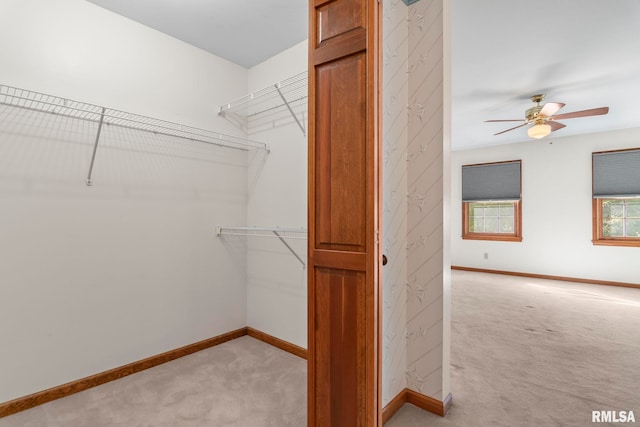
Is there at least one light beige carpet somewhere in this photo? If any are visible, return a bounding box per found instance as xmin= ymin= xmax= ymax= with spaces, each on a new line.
xmin=387 ymin=271 xmax=640 ymax=426
xmin=0 ymin=336 xmax=307 ymax=427
xmin=3 ymin=271 xmax=640 ymax=426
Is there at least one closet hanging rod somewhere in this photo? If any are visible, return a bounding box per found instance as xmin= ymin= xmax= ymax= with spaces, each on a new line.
xmin=0 ymin=84 xmax=269 ymax=152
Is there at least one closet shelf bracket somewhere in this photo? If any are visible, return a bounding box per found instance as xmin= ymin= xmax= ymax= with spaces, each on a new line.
xmin=275 ymin=85 xmax=306 ymax=136
xmin=216 ymin=226 xmax=307 ymax=268
xmin=86 ymin=107 xmax=106 ymax=186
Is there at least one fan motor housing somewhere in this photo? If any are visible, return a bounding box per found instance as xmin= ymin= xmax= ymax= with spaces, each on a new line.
xmin=526 ymin=105 xmax=543 ymax=120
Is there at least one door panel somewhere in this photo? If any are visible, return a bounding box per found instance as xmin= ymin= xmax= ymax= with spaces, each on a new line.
xmin=314 ymin=268 xmax=366 ymax=425
xmin=316 ymin=0 xmax=365 ymax=45
xmin=315 ymin=53 xmax=367 ymax=251
xmin=308 ymin=0 xmax=381 ymax=425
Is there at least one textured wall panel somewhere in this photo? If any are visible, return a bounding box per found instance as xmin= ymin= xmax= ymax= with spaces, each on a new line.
xmin=382 ymin=0 xmax=409 ymax=407
xmin=406 ymin=0 xmax=445 ymax=401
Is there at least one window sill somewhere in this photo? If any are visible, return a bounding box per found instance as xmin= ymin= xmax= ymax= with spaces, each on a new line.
xmin=592 ymin=239 xmax=640 ymax=247
xmin=462 ymin=234 xmax=522 ymax=242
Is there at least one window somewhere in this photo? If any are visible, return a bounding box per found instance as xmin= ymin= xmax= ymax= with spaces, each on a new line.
xmin=593 ymin=148 xmax=640 ymax=247
xmin=462 ymin=160 xmax=522 ymax=242
xmin=467 ymin=201 xmax=516 ymax=233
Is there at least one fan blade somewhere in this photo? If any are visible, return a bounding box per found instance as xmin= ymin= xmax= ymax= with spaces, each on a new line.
xmin=485 ymin=119 xmax=525 ymax=123
xmin=547 ymin=121 xmax=566 ymax=132
xmin=494 ymin=123 xmax=528 ymax=136
xmin=540 ymin=102 xmax=565 ymax=117
xmin=551 ymin=107 xmax=609 ymax=120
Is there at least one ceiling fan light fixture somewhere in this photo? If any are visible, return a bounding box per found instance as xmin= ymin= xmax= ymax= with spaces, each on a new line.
xmin=528 ymin=123 xmax=551 ymax=139
xmin=488 ymin=96 xmax=608 ymax=139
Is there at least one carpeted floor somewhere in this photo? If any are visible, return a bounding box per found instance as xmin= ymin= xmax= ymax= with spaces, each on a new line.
xmin=0 ymin=336 xmax=307 ymax=427
xmin=2 ymin=271 xmax=639 ymax=426
xmin=387 ymin=271 xmax=640 ymax=426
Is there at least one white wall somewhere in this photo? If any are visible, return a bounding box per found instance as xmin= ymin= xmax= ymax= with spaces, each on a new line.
xmin=244 ymin=41 xmax=308 ymax=348
xmin=0 ymin=0 xmax=250 ymax=402
xmin=451 ymin=127 xmax=640 ymax=284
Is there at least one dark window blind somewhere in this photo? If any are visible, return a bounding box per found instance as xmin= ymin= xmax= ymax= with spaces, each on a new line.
xmin=593 ymin=149 xmax=640 ymax=198
xmin=462 ymin=161 xmax=521 ymax=202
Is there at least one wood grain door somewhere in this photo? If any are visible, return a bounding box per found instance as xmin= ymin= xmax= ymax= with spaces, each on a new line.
xmin=308 ymin=0 xmax=381 ymax=426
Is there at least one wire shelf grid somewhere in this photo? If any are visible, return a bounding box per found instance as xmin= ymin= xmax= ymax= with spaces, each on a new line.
xmin=218 ymin=71 xmax=307 ymax=116
xmin=217 ymin=71 xmax=308 ymax=135
xmin=0 ymin=84 xmax=268 ymax=152
xmin=216 ymin=226 xmax=307 ymax=239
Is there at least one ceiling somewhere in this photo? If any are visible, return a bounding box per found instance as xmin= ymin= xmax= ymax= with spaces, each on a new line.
xmin=86 ymin=0 xmax=640 ymax=151
xmin=452 ymin=0 xmax=640 ymax=150
xmin=86 ymin=0 xmax=308 ymax=69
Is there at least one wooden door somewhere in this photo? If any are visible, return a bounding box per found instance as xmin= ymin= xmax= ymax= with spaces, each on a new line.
xmin=308 ymin=0 xmax=381 ymax=426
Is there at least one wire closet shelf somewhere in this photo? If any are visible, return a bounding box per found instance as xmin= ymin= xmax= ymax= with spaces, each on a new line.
xmin=0 ymin=84 xmax=270 ymax=184
xmin=217 ymin=71 xmax=308 ymax=135
xmin=216 ymin=226 xmax=307 ymax=268
xmin=0 ymin=85 xmax=268 ymax=152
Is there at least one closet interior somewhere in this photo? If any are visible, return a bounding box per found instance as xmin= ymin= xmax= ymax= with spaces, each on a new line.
xmin=0 ymin=0 xmax=308 ymax=409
